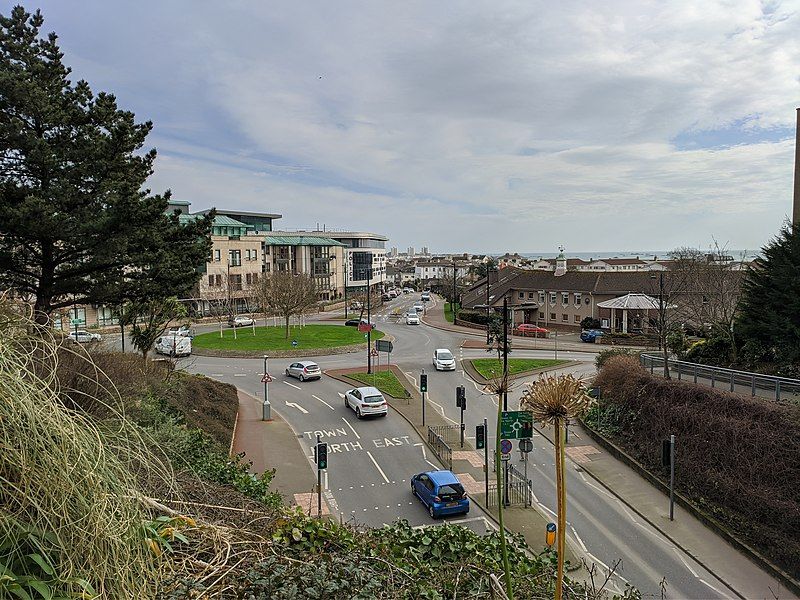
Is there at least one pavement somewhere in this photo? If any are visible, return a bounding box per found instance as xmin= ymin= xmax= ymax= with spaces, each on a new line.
xmin=179 ymin=292 xmax=794 ymax=599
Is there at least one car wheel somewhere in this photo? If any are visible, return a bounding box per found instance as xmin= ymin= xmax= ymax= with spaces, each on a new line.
xmin=285 ymin=369 xmax=290 ymax=376
xmin=345 ymin=397 xmax=349 ymax=409
xmin=428 ymin=504 xmax=436 ymax=519
xmin=299 ymin=374 xmax=305 ymax=382
xmin=356 ymin=407 xmax=362 ymax=419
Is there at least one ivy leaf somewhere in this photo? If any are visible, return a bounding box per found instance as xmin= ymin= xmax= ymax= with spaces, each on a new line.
xmin=26 ymin=554 xmax=54 ymax=577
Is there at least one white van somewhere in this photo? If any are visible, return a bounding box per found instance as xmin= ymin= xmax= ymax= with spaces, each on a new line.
xmin=155 ymin=334 xmax=192 ymax=357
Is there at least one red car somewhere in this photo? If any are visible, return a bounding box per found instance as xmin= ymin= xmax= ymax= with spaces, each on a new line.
xmin=515 ymin=324 xmax=549 ymax=337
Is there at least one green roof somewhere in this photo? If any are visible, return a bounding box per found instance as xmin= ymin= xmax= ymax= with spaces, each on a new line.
xmin=263 ymin=235 xmax=345 ymax=247
xmin=178 ymin=214 xmax=253 ymax=229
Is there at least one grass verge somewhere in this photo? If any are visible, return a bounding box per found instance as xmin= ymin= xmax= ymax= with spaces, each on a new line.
xmin=192 ymin=324 xmax=384 ymax=351
xmin=444 ymin=302 xmax=460 ymax=323
xmin=470 ymin=358 xmax=567 ymax=379
xmin=347 ymin=369 xmax=411 ymax=398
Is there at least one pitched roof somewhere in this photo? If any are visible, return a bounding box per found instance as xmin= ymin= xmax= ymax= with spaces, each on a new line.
xmin=262 ymin=234 xmax=345 ymax=247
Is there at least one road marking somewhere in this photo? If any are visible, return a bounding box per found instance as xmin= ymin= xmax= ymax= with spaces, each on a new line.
xmin=425 ymin=459 xmax=438 ymax=468
xmin=699 ymin=579 xmax=731 ymax=599
xmin=284 ymin=381 xmax=302 ymax=390
xmin=428 ymin=399 xmax=459 ymax=424
xmin=420 ymin=445 xmax=427 ymax=459
xmin=211 ymin=373 xmax=224 ymax=377
xmin=337 ymin=392 xmax=345 ymax=398
xmin=413 ymin=443 xmax=422 ymax=446
xmin=284 ymin=401 xmax=308 ymax=414
xmin=570 ymin=525 xmax=588 ymax=552
xmin=586 ymin=552 xmax=629 ymax=583
xmin=312 ymin=395 xmax=335 ymax=410
xmin=233 ymin=373 xmax=247 ymax=377
xmin=324 ymin=471 xmax=328 ymax=490
xmin=671 ymin=547 xmax=698 ymax=577
xmin=341 ymin=417 xmax=361 ymax=439
xmin=366 ymin=451 xmax=390 ymax=483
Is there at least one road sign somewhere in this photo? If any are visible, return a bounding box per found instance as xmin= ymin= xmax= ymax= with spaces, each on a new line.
xmin=358 ymin=323 xmax=373 ymax=333
xmin=70 ymin=318 xmax=82 ymax=325
xmin=500 ymin=439 xmax=513 ymax=454
xmin=500 ymin=452 xmax=511 ymax=461
xmin=370 ymin=348 xmax=379 ymax=357
xmin=261 ymin=373 xmax=273 ymax=383
xmin=291 ymin=340 xmax=298 ymax=347
xmin=501 ymin=410 xmax=534 ymax=440
xmin=376 ymin=339 xmax=393 ymax=353
xmin=519 ymin=438 xmax=533 ymax=453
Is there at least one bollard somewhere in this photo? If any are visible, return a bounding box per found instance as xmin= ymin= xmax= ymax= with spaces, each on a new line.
xmin=262 ymin=399 xmax=271 ymax=421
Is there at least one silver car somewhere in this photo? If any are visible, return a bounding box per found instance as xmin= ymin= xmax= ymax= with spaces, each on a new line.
xmin=285 ymin=361 xmax=321 ymax=382
xmin=67 ymin=330 xmax=101 ymax=343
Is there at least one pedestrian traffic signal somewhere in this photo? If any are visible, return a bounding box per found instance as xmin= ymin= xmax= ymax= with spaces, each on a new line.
xmin=476 ymin=424 xmax=486 ymax=449
xmin=420 ymin=373 xmax=428 ymax=392
xmin=456 ymin=385 xmax=466 ymax=408
xmin=317 ymin=442 xmax=328 ymax=469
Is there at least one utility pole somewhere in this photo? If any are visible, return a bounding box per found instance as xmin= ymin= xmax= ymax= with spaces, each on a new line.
xmin=452 ymin=258 xmax=458 ymax=322
xmin=262 ymin=355 xmax=271 ymax=421
xmin=485 ymin=265 xmax=492 ymax=344
xmin=502 ymin=296 xmax=509 ymax=411
xmin=420 ymin=369 xmax=427 ymax=427
xmin=367 ymin=266 xmax=373 ymax=374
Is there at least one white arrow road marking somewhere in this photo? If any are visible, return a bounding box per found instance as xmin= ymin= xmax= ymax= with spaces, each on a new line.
xmin=337 ymin=392 xmax=345 ymax=398
xmin=284 ymin=381 xmax=302 ymax=390
xmin=285 ymin=401 xmax=308 ymax=414
xmin=366 ymin=451 xmax=390 ymax=483
xmin=312 ymin=395 xmax=335 ymax=410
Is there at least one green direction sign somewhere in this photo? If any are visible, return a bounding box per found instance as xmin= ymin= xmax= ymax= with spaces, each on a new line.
xmin=71 ymin=318 xmax=83 ymax=325
xmin=500 ymin=410 xmax=533 ymax=440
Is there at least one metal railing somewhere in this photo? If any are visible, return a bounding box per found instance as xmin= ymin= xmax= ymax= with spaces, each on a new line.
xmin=428 ymin=424 xmax=461 ymax=445
xmin=640 ymin=354 xmax=800 ymax=401
xmin=427 ymin=426 xmax=452 ymax=471
xmin=485 ymin=462 xmax=532 ymax=508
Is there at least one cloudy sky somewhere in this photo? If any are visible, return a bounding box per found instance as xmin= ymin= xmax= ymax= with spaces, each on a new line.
xmin=30 ymin=1 xmax=800 ymax=254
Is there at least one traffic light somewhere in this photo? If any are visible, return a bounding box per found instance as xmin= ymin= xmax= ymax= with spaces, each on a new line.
xmin=456 ymin=385 xmax=466 ymax=408
xmin=475 ymin=424 xmax=486 ymax=449
xmin=317 ymin=442 xmax=328 ymax=469
xmin=420 ymin=373 xmax=428 ymax=392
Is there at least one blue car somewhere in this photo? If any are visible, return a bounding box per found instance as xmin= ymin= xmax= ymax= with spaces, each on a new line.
xmin=411 ymin=470 xmax=469 ymax=518
xmin=580 ymin=329 xmax=604 ymax=343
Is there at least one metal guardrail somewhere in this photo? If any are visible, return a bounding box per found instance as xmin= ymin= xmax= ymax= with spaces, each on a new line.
xmin=428 ymin=424 xmax=461 ymax=445
xmin=486 ymin=480 xmax=530 ymax=508
xmin=640 ymin=354 xmax=800 ymax=401
xmin=427 ymin=426 xmax=452 ymax=471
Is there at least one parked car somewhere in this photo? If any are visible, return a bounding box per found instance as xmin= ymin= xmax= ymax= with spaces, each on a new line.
xmin=515 ymin=324 xmax=549 ymax=337
xmin=67 ymin=330 xmax=101 ymax=343
xmin=406 ymin=312 xmax=420 ymax=325
xmin=344 ymin=386 xmax=388 ymax=418
xmin=388 ymin=289 xmax=398 ymax=298
xmin=402 ymin=287 xmax=413 ymax=294
xmin=155 ymin=335 xmax=192 ymax=357
xmin=381 ymin=293 xmax=391 ymax=301
xmin=421 ymin=292 xmax=431 ymax=302
xmin=345 ymin=318 xmax=374 ymax=327
xmin=580 ymin=329 xmax=605 ymax=343
xmin=350 ymin=301 xmax=363 ymax=310
xmin=168 ymin=325 xmax=192 ymax=337
xmin=411 ymin=470 xmax=469 ymax=518
xmin=285 ymin=360 xmax=321 ymax=381
xmin=413 ymin=302 xmax=424 ymax=312
xmin=228 ymin=315 xmax=254 ymax=327
xmin=432 ymin=348 xmax=456 ymax=371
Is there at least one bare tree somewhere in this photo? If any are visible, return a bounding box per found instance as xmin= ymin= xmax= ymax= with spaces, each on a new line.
xmin=670 ymin=242 xmax=745 ymax=362
xmin=646 ymin=267 xmax=691 ymax=379
xmin=260 ymin=271 xmax=319 ymax=339
xmin=200 ymin=275 xmax=234 ymax=338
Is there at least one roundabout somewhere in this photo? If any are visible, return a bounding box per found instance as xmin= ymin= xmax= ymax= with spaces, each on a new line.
xmin=191 ymin=324 xmax=385 ymax=358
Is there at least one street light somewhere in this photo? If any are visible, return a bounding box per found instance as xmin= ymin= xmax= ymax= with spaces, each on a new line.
xmin=650 ymin=272 xmax=665 ymax=351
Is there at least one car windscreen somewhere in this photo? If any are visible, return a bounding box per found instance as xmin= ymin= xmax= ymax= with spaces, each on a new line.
xmin=304 ymin=364 xmax=320 ymax=371
xmin=437 ymin=483 xmax=464 ymax=501
xmin=437 ymin=352 xmax=453 ymax=361
xmin=363 ymin=395 xmax=383 ymax=404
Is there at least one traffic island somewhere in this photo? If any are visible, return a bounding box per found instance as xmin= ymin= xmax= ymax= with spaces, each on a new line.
xmin=192 ymin=324 xmax=385 ymax=358
xmin=463 ymin=357 xmax=576 ymax=385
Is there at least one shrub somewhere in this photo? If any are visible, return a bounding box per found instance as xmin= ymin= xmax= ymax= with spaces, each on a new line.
xmin=682 ymin=334 xmax=733 ymax=366
xmin=580 ymin=316 xmax=601 ymax=330
xmin=456 ymin=309 xmax=491 ymax=326
xmin=593 ymin=355 xmax=800 ymax=575
xmin=595 ymin=347 xmax=641 ymax=370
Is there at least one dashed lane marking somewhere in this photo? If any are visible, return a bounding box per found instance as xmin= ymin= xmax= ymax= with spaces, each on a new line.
xmin=283 ymin=381 xmax=302 ymax=390
xmin=233 ymin=373 xmax=247 ymax=377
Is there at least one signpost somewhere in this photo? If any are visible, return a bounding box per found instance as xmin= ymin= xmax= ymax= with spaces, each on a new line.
xmin=376 ymin=339 xmax=393 ymax=367
xmin=662 ymin=435 xmax=676 ymax=521
xmin=455 ymin=386 xmax=466 ymax=448
xmin=501 ymin=410 xmax=534 ymax=440
xmin=420 ymin=370 xmax=427 ymax=426
xmin=519 ymin=437 xmax=533 ymax=505
xmin=291 ymin=339 xmax=298 ymax=348
xmin=261 ymin=355 xmax=272 ymax=421
xmin=480 ymin=419 xmax=488 ymax=500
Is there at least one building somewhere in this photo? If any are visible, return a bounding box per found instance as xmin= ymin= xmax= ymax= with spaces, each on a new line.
xmin=407 ymin=247 xmax=415 ymax=257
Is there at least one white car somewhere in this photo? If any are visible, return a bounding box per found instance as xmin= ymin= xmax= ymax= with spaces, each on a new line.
xmin=433 ymin=348 xmax=456 ymax=371
xmin=67 ymin=330 xmax=101 ymax=343
xmin=413 ymin=302 xmax=424 ymax=312
xmin=421 ymin=293 xmax=431 ymax=302
xmin=228 ymin=315 xmax=254 ymax=327
xmin=406 ymin=312 xmax=420 ymax=325
xmin=168 ymin=325 xmax=192 ymax=337
xmin=155 ymin=335 xmax=192 ymax=357
xmin=344 ymin=386 xmax=388 ymax=419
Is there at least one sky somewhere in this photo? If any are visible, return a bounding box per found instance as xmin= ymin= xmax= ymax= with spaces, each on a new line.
xmin=26 ymin=1 xmax=800 ymax=254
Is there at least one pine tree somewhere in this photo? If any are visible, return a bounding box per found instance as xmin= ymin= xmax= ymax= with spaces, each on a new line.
xmin=737 ymin=222 xmax=800 ymax=370
xmin=0 ymin=7 xmax=212 ymax=322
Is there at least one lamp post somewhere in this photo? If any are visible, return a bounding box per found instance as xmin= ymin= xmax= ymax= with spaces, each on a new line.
xmin=485 ymin=263 xmax=493 ymax=344
xmin=452 ymin=258 xmax=458 ymax=322
xmin=367 ymin=266 xmax=373 ymax=374
xmin=502 ymin=295 xmax=509 ymax=412
xmin=651 ymin=272 xmax=665 ymax=351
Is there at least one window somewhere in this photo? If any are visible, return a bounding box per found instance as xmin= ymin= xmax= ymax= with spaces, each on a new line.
xmin=539 ymin=311 xmax=545 ymax=319
xmin=562 ymin=292 xmax=569 ymax=305
xmin=574 ymin=293 xmax=582 ymax=306
xmin=528 ymin=292 xmax=535 ymax=299
xmin=601 ymin=319 xmax=609 ymax=328
xmin=518 ymin=292 xmax=524 ymax=300
xmin=208 ymin=275 xmax=215 ymax=287
xmin=229 ymin=274 xmax=242 ymax=290
xmin=215 ymin=274 xmax=222 ymax=286
xmin=574 ymin=315 xmax=581 ymax=323
xmin=550 ymin=313 xmax=556 ymax=320
xmin=539 ymin=291 xmax=545 ymax=303
xmin=97 ymin=306 xmax=117 ymax=326
xmin=562 ymin=314 xmax=569 ymax=322
xmin=229 ymin=249 xmax=241 ymax=267
xmin=214 ymin=249 xmax=221 ymax=262
xmin=549 ymin=292 xmax=556 ymax=305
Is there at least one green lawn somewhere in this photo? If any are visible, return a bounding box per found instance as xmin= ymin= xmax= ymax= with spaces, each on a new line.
xmin=348 ymin=370 xmax=411 ymax=398
xmin=192 ymin=324 xmax=384 ymax=351
xmin=470 ymin=358 xmax=567 ymax=379
xmin=444 ymin=302 xmax=460 ymax=323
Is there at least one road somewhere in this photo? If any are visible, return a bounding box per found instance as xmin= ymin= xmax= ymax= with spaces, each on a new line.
xmin=180 ymin=292 xmax=740 ymax=599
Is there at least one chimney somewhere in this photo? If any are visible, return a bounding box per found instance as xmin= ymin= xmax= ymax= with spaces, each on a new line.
xmin=794 ymin=107 xmax=800 ymax=226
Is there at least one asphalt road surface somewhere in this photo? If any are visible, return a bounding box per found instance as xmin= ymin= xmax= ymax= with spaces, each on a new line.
xmin=179 ymin=293 xmax=738 ymax=599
